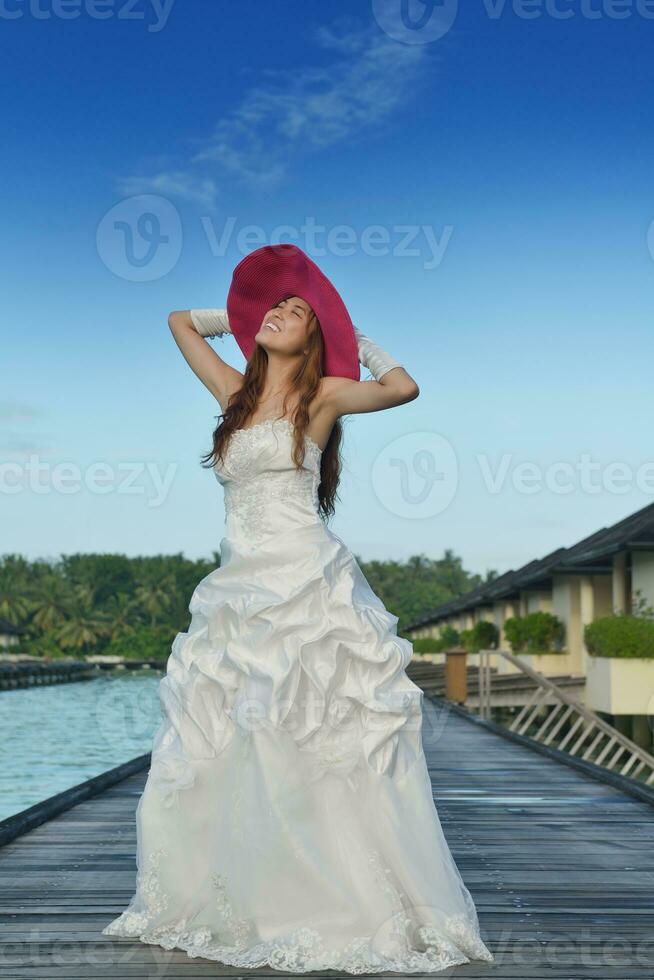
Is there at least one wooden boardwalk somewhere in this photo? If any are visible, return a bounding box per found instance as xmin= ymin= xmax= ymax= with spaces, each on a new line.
xmin=1 ymin=695 xmax=653 ymax=978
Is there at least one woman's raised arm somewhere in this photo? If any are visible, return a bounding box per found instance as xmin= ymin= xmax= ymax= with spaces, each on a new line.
xmin=168 ymin=309 xmax=244 ymax=412
xmin=319 ymin=327 xmax=419 ymax=421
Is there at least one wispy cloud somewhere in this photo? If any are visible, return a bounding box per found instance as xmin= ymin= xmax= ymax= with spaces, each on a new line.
xmin=115 ymin=170 xmax=218 ymax=209
xmin=0 ymin=436 xmax=55 ymax=458
xmin=0 ymin=400 xmax=43 ymax=423
xmin=189 ymin=23 xmax=428 ymax=183
xmin=115 ymin=19 xmax=431 ymax=204
xmin=0 ymin=401 xmax=54 ymax=458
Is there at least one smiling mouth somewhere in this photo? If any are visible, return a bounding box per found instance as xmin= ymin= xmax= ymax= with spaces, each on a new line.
xmin=264 ymin=321 xmax=282 ymax=332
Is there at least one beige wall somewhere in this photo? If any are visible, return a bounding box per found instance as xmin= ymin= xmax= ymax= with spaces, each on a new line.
xmin=592 ymin=574 xmax=613 ymax=618
xmin=552 ymin=575 xmax=583 ymax=672
xmin=493 ymin=599 xmax=519 ymax=648
xmin=612 ymin=552 xmax=628 ymax=613
xmin=408 ymin=617 xmax=464 ymax=642
xmin=551 ymin=573 xmax=612 ymax=673
xmin=523 ymin=590 xmax=553 ymax=614
xmin=412 ymin=624 xmax=443 ymax=640
xmin=632 ymin=551 xmax=654 ymax=611
xmin=587 ymin=656 xmax=654 ymax=715
xmin=408 ymin=563 xmax=621 ymax=676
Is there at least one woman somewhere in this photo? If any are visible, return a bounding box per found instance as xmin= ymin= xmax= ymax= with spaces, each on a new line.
xmin=101 ymin=244 xmax=493 ymax=974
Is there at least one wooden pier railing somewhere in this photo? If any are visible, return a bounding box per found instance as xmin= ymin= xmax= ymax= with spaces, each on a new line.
xmin=477 ymin=647 xmax=654 ymax=789
xmin=0 ymin=660 xmax=97 ymax=690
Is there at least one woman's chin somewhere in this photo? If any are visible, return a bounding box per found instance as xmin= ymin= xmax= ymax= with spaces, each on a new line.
xmin=255 ymin=331 xmax=283 ymax=351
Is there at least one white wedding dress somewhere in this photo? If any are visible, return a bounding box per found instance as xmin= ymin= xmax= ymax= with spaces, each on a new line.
xmin=102 ymin=417 xmax=493 ymax=974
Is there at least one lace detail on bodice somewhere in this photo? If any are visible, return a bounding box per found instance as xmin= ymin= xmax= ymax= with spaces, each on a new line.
xmin=213 ymin=418 xmax=324 ymax=544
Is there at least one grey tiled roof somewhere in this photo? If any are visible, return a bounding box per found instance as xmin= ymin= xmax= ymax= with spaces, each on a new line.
xmin=405 ymin=501 xmax=654 ymax=630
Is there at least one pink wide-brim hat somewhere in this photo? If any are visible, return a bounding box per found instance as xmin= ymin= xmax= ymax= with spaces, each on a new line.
xmin=226 ymin=244 xmax=360 ymax=381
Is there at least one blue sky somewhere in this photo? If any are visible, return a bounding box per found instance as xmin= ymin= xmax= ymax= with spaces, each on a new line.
xmin=2 ymin=0 xmax=654 ymax=575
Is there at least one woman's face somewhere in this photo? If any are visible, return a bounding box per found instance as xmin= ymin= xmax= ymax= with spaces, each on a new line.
xmin=255 ymin=295 xmax=314 ymax=356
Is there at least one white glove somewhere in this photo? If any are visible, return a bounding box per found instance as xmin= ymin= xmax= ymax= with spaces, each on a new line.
xmin=354 ymin=327 xmax=403 ymax=382
xmin=189 ymin=308 xmax=232 ymax=342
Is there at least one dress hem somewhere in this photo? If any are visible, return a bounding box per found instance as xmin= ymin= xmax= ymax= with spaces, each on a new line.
xmin=102 ymin=919 xmax=494 ymax=975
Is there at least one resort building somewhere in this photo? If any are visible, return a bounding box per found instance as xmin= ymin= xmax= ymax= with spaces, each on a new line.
xmin=0 ymin=619 xmax=24 ymax=652
xmin=404 ymin=501 xmax=654 ymax=749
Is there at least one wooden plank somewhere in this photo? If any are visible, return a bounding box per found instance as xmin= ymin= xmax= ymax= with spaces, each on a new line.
xmin=1 ymin=698 xmax=653 ymax=978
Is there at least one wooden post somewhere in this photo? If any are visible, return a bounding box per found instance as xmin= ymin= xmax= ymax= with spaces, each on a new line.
xmin=445 ymin=646 xmax=468 ymax=704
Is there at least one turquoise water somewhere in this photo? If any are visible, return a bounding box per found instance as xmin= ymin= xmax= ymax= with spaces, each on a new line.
xmin=0 ymin=669 xmax=164 ymax=822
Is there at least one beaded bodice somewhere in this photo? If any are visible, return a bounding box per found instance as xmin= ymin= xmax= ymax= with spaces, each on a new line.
xmin=213 ymin=418 xmax=323 ymax=544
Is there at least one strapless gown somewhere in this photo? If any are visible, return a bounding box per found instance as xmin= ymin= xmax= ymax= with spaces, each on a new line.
xmin=101 ymin=417 xmax=493 ymax=974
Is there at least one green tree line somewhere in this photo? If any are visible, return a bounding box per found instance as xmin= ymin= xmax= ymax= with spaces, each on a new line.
xmin=0 ymin=549 xmax=492 ymax=662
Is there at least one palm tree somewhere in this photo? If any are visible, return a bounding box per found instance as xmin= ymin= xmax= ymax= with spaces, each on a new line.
xmin=134 ymin=578 xmax=174 ymax=627
xmin=0 ymin=589 xmax=31 ymax=627
xmin=103 ymin=592 xmax=139 ymax=641
xmin=28 ymin=575 xmax=70 ymax=632
xmin=57 ymin=617 xmax=107 ymax=654
xmin=56 ymin=584 xmax=108 ymax=656
xmin=0 ymin=554 xmax=32 ymax=626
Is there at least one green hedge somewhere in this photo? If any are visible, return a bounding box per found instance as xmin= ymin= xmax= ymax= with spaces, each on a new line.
xmin=103 ymin=624 xmax=178 ymax=662
xmin=24 ymin=630 xmax=71 ymax=660
xmin=411 ymin=637 xmax=443 ymax=654
xmin=460 ymin=621 xmax=499 ymax=653
xmin=504 ymin=611 xmax=565 ymax=654
xmin=584 ymin=614 xmax=654 ymax=659
xmin=437 ymin=625 xmax=461 ymax=650
xmin=412 ymin=625 xmax=460 ymax=654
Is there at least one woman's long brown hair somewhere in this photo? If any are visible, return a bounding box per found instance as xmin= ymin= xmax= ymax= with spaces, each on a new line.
xmin=199 ymin=301 xmax=343 ymax=520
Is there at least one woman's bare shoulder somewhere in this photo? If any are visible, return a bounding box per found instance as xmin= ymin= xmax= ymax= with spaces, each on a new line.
xmin=317 ymin=375 xmax=358 ymax=401
xmin=313 ymin=376 xmax=356 ymax=414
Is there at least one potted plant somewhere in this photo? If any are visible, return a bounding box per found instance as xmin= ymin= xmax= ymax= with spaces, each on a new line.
xmin=584 ymin=590 xmax=654 ymax=716
xmin=502 ymin=611 xmax=570 ymax=676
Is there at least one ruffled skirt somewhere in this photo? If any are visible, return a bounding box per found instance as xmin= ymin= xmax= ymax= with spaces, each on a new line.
xmin=102 ymin=522 xmax=493 ymax=974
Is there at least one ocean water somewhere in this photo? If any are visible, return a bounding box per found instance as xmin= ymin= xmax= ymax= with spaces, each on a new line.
xmin=0 ymin=668 xmax=163 ymax=822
